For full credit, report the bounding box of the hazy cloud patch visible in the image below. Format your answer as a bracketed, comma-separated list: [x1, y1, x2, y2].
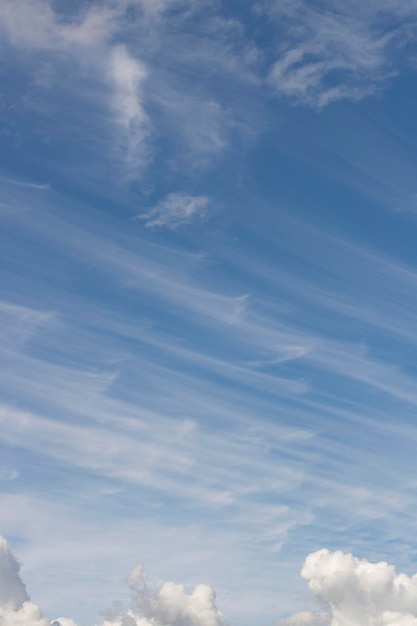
[109, 44, 150, 171]
[139, 193, 210, 229]
[0, 0, 149, 171]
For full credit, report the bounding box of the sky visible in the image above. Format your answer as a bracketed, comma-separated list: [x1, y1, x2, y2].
[2, 0, 417, 625]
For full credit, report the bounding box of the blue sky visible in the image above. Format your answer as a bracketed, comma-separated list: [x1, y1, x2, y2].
[2, 1, 417, 625]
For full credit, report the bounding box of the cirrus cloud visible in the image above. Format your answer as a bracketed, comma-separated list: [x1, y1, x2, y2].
[139, 193, 210, 229]
[264, 0, 417, 107]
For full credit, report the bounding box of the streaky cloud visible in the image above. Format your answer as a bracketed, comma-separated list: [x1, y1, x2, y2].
[0, 177, 50, 190]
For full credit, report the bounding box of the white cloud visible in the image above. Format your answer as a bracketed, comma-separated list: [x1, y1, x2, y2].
[127, 565, 148, 591]
[0, 536, 50, 625]
[0, 536, 29, 610]
[264, 0, 417, 106]
[0, 536, 226, 626]
[278, 612, 330, 626]
[0, 0, 116, 53]
[109, 44, 150, 169]
[0, 602, 51, 626]
[0, 0, 149, 170]
[0, 0, 262, 172]
[0, 177, 50, 190]
[9, 534, 417, 626]
[139, 193, 210, 229]
[280, 548, 417, 626]
[128, 564, 226, 626]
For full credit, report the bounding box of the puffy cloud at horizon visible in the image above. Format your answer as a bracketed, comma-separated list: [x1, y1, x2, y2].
[0, 536, 29, 610]
[0, 536, 226, 626]
[280, 549, 417, 626]
[0, 536, 50, 626]
[6, 534, 417, 626]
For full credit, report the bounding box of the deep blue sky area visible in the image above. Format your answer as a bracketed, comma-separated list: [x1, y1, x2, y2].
[2, 2, 417, 626]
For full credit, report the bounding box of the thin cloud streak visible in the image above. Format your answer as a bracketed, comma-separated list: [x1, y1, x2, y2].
[0, 177, 50, 190]
[6, 198, 417, 408]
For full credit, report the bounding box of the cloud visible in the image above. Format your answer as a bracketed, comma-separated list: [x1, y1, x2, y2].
[264, 0, 417, 106]
[0, 536, 50, 625]
[0, 536, 226, 626]
[139, 193, 210, 229]
[9, 534, 417, 626]
[278, 612, 330, 626]
[0, 536, 29, 610]
[0, 177, 50, 190]
[0, 0, 263, 175]
[126, 564, 227, 626]
[280, 548, 417, 626]
[0, 0, 116, 54]
[0, 0, 149, 170]
[127, 565, 148, 591]
[109, 44, 150, 170]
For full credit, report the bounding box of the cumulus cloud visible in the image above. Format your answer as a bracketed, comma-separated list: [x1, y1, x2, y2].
[128, 574, 226, 626]
[0, 536, 226, 626]
[8, 533, 417, 626]
[280, 548, 417, 626]
[0, 536, 29, 609]
[139, 193, 210, 229]
[0, 536, 50, 626]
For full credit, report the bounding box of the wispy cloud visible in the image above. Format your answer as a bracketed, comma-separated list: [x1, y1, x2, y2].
[109, 44, 150, 171]
[0, 0, 117, 50]
[3, 2, 417, 624]
[139, 193, 210, 229]
[0, 0, 261, 177]
[0, 0, 149, 171]
[0, 177, 50, 190]
[263, 0, 417, 106]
